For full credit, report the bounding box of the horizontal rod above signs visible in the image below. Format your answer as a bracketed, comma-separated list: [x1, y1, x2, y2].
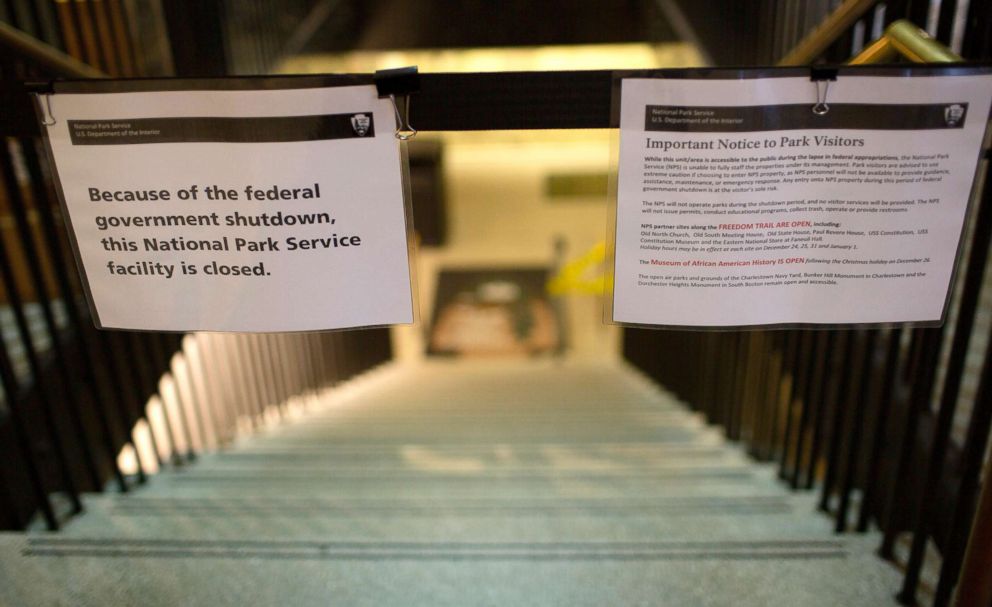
[412, 71, 615, 130]
[42, 71, 618, 132]
[21, 65, 988, 136]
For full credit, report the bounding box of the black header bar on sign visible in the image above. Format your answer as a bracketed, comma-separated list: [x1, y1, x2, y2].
[67, 113, 375, 145]
[644, 103, 969, 132]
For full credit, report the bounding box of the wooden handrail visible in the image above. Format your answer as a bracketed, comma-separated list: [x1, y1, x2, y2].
[0, 20, 104, 79]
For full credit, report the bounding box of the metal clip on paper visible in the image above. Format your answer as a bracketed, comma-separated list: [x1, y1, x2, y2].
[39, 94, 56, 126]
[26, 81, 57, 126]
[374, 66, 420, 141]
[810, 67, 838, 116]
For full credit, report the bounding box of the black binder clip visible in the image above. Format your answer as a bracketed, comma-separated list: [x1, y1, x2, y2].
[374, 66, 420, 141]
[810, 67, 838, 116]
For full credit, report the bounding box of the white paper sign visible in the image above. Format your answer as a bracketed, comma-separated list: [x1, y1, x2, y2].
[612, 73, 992, 327]
[43, 85, 414, 332]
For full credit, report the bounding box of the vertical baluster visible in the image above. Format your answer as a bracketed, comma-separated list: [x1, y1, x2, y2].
[295, 334, 313, 401]
[1, 140, 106, 490]
[201, 334, 234, 442]
[0, 336, 57, 529]
[835, 330, 879, 532]
[934, 0, 960, 44]
[857, 328, 904, 530]
[301, 333, 320, 399]
[933, 331, 992, 606]
[907, 0, 933, 31]
[279, 333, 295, 405]
[131, 334, 168, 463]
[213, 334, 248, 432]
[22, 137, 132, 490]
[12, 0, 42, 38]
[104, 0, 135, 76]
[818, 330, 858, 512]
[93, 329, 147, 482]
[179, 335, 216, 450]
[137, 332, 181, 465]
[311, 333, 329, 389]
[769, 333, 791, 461]
[113, 331, 165, 468]
[884, 0, 912, 26]
[156, 333, 196, 461]
[880, 327, 943, 558]
[770, 331, 796, 459]
[32, 0, 65, 48]
[898, 159, 992, 605]
[789, 330, 820, 487]
[0, 464, 19, 528]
[779, 330, 807, 477]
[802, 331, 835, 488]
[53, 0, 85, 61]
[952, 460, 992, 607]
[88, 0, 119, 75]
[225, 334, 256, 427]
[960, 0, 992, 60]
[700, 333, 720, 423]
[69, 0, 104, 69]
[727, 332, 749, 440]
[0, 217, 82, 514]
[196, 334, 233, 445]
[242, 335, 271, 420]
[262, 334, 286, 413]
[237, 334, 266, 422]
[751, 332, 776, 460]
[320, 332, 337, 388]
[751, 332, 778, 460]
[254, 334, 281, 416]
[306, 334, 323, 392]
[284, 334, 302, 398]
[231, 334, 258, 425]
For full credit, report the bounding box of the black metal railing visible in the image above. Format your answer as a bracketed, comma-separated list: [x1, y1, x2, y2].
[0, 4, 394, 533]
[4, 2, 992, 605]
[626, 2, 992, 606]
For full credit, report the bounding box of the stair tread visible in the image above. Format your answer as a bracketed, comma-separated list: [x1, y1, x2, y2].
[0, 360, 901, 606]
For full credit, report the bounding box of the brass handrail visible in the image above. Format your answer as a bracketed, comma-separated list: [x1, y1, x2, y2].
[849, 19, 963, 64]
[778, 0, 965, 67]
[0, 20, 104, 79]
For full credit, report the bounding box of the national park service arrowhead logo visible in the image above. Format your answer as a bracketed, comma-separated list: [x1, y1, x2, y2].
[944, 104, 965, 127]
[350, 113, 371, 137]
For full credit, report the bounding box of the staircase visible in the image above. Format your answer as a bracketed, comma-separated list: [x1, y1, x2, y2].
[0, 359, 901, 606]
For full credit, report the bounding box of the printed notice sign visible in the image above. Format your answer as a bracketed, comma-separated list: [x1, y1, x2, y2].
[612, 71, 992, 327]
[42, 84, 414, 332]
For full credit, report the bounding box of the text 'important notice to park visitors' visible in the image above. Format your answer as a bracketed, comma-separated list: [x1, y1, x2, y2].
[612, 71, 992, 327]
[42, 85, 414, 332]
